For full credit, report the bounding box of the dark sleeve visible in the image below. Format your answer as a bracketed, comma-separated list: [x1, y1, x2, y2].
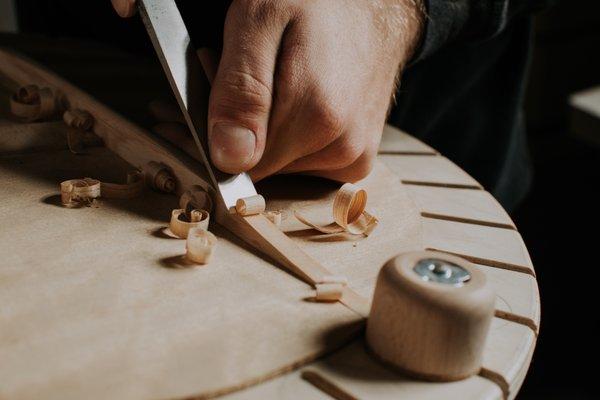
[413, 0, 553, 62]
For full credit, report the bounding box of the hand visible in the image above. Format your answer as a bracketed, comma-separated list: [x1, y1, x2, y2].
[113, 0, 424, 182]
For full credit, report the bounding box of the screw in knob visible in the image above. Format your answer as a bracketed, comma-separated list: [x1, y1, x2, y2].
[413, 258, 471, 286]
[366, 251, 496, 381]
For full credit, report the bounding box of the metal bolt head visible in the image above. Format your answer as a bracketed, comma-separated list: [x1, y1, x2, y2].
[413, 258, 471, 286]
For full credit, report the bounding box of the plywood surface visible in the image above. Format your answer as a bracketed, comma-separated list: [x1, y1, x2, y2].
[380, 154, 482, 189]
[0, 147, 424, 400]
[406, 184, 515, 229]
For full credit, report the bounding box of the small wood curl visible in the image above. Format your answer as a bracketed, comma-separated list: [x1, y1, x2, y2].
[10, 85, 61, 121]
[186, 227, 217, 264]
[295, 183, 378, 236]
[314, 275, 348, 302]
[264, 210, 282, 226]
[60, 178, 101, 208]
[144, 161, 176, 193]
[63, 109, 95, 154]
[169, 209, 210, 239]
[63, 109, 94, 131]
[235, 195, 266, 216]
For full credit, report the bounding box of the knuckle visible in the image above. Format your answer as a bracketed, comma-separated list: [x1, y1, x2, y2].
[213, 69, 272, 118]
[233, 0, 283, 26]
[311, 102, 346, 141]
[335, 138, 365, 168]
[341, 152, 375, 182]
[349, 155, 375, 181]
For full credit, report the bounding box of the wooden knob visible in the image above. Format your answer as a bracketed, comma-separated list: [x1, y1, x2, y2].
[366, 251, 495, 381]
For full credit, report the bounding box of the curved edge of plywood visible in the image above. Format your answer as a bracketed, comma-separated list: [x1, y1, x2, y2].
[378, 126, 539, 399]
[220, 127, 539, 400]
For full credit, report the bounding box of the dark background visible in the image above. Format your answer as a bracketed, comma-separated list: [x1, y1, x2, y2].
[515, 0, 600, 398]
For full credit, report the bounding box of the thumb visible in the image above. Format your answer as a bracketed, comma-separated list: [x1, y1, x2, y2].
[208, 2, 287, 174]
[111, 0, 137, 18]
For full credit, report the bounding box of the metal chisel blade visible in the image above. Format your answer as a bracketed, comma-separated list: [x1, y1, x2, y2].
[138, 0, 257, 209]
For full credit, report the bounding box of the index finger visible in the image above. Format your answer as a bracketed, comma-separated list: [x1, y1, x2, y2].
[111, 0, 137, 18]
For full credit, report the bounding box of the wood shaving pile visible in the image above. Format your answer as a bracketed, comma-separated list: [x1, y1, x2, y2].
[10, 85, 99, 154]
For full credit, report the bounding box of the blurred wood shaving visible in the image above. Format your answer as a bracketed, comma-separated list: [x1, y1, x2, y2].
[264, 210, 282, 226]
[235, 195, 266, 216]
[60, 171, 143, 208]
[186, 227, 217, 264]
[60, 178, 101, 208]
[145, 161, 176, 193]
[180, 187, 213, 215]
[295, 183, 378, 236]
[10, 85, 63, 122]
[63, 109, 95, 154]
[314, 275, 348, 302]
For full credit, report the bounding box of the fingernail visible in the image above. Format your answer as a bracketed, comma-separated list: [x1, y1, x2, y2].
[210, 123, 256, 172]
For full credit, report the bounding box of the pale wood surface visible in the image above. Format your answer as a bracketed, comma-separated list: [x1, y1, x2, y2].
[476, 264, 540, 332]
[222, 342, 503, 400]
[422, 218, 535, 276]
[0, 148, 363, 400]
[481, 319, 537, 398]
[0, 44, 539, 400]
[379, 124, 437, 154]
[405, 184, 515, 229]
[380, 154, 482, 189]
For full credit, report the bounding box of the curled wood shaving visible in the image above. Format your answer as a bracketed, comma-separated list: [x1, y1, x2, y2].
[63, 109, 95, 154]
[60, 178, 101, 208]
[101, 171, 144, 199]
[314, 275, 348, 302]
[186, 227, 217, 264]
[235, 195, 266, 216]
[169, 208, 210, 239]
[9, 85, 63, 122]
[264, 210, 282, 226]
[63, 109, 94, 130]
[60, 171, 144, 207]
[9, 85, 102, 154]
[295, 183, 378, 236]
[145, 161, 176, 193]
[180, 187, 213, 215]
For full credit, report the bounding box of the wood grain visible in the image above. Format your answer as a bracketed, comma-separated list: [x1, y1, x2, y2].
[380, 154, 483, 189]
[406, 185, 515, 229]
[422, 218, 535, 276]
